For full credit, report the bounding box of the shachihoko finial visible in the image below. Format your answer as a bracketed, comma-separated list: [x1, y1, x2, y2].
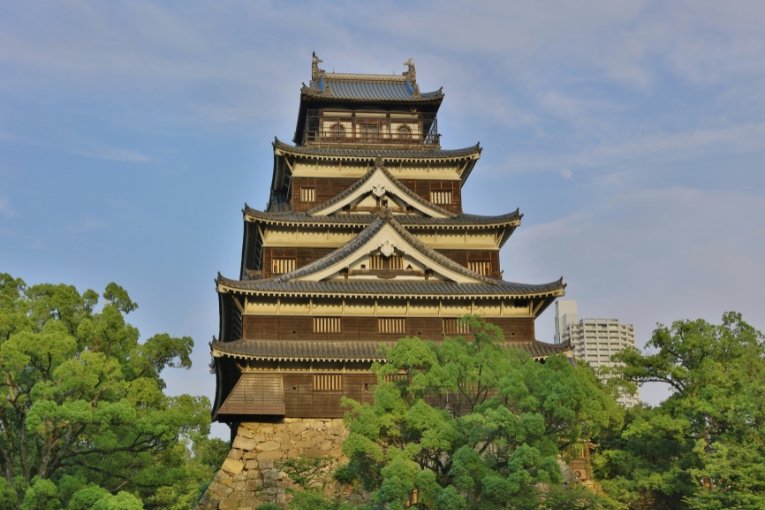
[311, 51, 324, 80]
[403, 58, 416, 83]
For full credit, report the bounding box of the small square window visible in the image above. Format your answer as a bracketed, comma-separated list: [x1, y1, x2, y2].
[430, 190, 452, 205]
[300, 187, 316, 203]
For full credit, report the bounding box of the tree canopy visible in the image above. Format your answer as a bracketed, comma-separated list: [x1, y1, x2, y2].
[337, 316, 623, 510]
[0, 273, 227, 509]
[596, 312, 765, 509]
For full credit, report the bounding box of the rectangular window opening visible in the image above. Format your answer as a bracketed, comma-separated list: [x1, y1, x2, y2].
[271, 257, 296, 275]
[313, 317, 342, 333]
[300, 187, 316, 203]
[430, 190, 452, 205]
[378, 317, 406, 334]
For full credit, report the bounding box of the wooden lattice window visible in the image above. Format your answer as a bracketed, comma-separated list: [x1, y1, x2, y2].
[443, 318, 471, 335]
[369, 255, 384, 270]
[468, 260, 491, 276]
[300, 187, 316, 203]
[313, 317, 342, 333]
[430, 190, 452, 205]
[330, 122, 345, 139]
[378, 318, 406, 334]
[313, 374, 343, 392]
[398, 125, 412, 141]
[370, 254, 403, 270]
[271, 257, 296, 275]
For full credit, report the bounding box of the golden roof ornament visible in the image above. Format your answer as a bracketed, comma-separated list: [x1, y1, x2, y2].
[311, 51, 325, 80]
[403, 58, 419, 96]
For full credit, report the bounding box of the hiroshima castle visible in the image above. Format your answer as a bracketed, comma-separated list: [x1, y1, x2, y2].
[209, 54, 568, 430]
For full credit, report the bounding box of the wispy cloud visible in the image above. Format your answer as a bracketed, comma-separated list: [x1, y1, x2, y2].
[71, 144, 152, 163]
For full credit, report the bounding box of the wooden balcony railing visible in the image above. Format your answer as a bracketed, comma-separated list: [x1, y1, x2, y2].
[304, 129, 440, 147]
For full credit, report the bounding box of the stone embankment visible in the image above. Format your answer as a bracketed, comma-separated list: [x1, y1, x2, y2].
[196, 418, 348, 510]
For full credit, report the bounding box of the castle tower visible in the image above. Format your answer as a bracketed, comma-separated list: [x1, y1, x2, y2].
[210, 54, 568, 431]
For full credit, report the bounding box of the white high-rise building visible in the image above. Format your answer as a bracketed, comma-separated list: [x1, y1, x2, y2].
[555, 300, 639, 406]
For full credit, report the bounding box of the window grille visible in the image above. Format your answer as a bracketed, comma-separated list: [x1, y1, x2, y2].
[468, 260, 491, 276]
[300, 187, 316, 202]
[313, 317, 342, 333]
[443, 318, 471, 335]
[271, 257, 296, 275]
[378, 318, 406, 334]
[330, 122, 345, 139]
[430, 190, 452, 205]
[313, 374, 343, 391]
[398, 125, 412, 141]
[369, 255, 384, 270]
[370, 254, 403, 270]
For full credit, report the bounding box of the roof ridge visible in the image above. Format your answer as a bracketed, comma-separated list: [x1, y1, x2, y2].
[243, 206, 521, 226]
[320, 72, 408, 82]
[273, 138, 481, 158]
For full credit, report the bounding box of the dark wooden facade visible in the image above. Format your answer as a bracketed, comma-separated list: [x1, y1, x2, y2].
[291, 176, 463, 214]
[211, 55, 568, 427]
[242, 316, 534, 343]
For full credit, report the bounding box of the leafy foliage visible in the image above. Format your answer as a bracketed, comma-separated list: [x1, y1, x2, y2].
[340, 316, 622, 509]
[596, 312, 765, 509]
[0, 273, 227, 509]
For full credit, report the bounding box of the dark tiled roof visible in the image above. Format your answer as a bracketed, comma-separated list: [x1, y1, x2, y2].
[522, 340, 572, 359]
[306, 164, 453, 217]
[212, 338, 569, 362]
[244, 206, 522, 229]
[217, 274, 564, 299]
[303, 74, 443, 103]
[213, 339, 392, 362]
[274, 139, 480, 161]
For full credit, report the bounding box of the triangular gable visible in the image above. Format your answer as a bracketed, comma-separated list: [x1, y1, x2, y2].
[276, 216, 492, 285]
[308, 164, 453, 218]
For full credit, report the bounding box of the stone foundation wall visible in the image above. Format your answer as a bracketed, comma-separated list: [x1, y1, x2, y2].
[196, 419, 348, 510]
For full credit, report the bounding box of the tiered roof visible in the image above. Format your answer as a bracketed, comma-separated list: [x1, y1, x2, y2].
[212, 338, 569, 363]
[301, 55, 443, 104]
[273, 138, 480, 161]
[221, 214, 564, 302]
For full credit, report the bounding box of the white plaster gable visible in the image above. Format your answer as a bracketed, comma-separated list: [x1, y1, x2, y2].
[309, 166, 451, 218]
[292, 221, 485, 284]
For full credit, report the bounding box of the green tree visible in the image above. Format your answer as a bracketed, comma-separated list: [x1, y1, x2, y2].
[340, 316, 623, 510]
[0, 273, 227, 509]
[596, 312, 765, 509]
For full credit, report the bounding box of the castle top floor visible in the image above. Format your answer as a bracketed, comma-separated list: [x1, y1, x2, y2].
[294, 54, 444, 148]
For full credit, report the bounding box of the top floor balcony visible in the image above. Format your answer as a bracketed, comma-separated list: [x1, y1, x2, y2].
[301, 109, 440, 148]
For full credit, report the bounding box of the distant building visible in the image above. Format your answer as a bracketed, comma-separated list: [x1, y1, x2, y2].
[555, 300, 639, 406]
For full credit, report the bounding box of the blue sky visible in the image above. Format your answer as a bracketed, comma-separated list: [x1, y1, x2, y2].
[2, 1, 764, 433]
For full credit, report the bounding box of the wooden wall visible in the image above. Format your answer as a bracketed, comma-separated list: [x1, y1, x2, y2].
[435, 249, 501, 278]
[290, 176, 463, 213]
[261, 247, 500, 278]
[243, 315, 534, 342]
[282, 373, 375, 417]
[261, 247, 334, 277]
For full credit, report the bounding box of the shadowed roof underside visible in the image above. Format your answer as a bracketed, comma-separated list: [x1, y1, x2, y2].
[212, 338, 571, 362]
